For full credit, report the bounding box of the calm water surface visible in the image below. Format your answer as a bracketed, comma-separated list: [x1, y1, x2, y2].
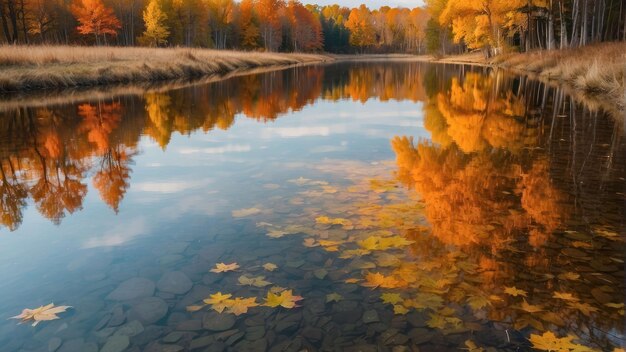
[0, 62, 624, 352]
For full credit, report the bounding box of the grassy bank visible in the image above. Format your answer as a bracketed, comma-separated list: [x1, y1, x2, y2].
[430, 43, 625, 111]
[0, 46, 333, 92]
[493, 42, 625, 110]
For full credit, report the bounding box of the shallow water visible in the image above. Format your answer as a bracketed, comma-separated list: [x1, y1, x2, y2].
[0, 62, 624, 352]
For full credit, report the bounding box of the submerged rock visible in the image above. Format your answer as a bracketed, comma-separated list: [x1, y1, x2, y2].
[106, 278, 155, 301]
[202, 312, 236, 331]
[101, 335, 130, 352]
[157, 271, 192, 295]
[128, 297, 168, 324]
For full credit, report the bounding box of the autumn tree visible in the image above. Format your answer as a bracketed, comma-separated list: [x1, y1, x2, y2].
[139, 0, 169, 46]
[206, 0, 234, 49]
[345, 4, 375, 52]
[238, 0, 259, 49]
[71, 0, 121, 45]
[255, 0, 284, 51]
[285, 0, 322, 52]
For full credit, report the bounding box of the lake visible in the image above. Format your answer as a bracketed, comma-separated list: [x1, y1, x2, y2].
[0, 62, 624, 352]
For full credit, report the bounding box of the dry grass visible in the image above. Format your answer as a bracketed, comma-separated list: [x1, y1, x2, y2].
[492, 42, 626, 110]
[0, 45, 333, 92]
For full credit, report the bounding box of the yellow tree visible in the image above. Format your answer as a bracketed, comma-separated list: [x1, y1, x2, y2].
[439, 0, 523, 55]
[345, 4, 375, 52]
[140, 0, 170, 46]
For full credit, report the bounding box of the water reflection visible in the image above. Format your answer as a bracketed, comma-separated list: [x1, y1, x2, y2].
[0, 62, 623, 351]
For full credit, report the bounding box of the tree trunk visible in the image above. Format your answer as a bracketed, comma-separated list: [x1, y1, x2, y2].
[0, 2, 12, 43]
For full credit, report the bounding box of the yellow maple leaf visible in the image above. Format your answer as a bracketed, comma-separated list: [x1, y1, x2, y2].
[225, 297, 259, 316]
[264, 290, 304, 309]
[393, 305, 409, 315]
[10, 304, 72, 327]
[238, 275, 272, 287]
[567, 302, 598, 316]
[362, 272, 401, 289]
[210, 262, 239, 273]
[326, 293, 343, 303]
[504, 286, 528, 297]
[552, 292, 579, 301]
[519, 300, 543, 313]
[466, 295, 491, 310]
[203, 292, 233, 313]
[426, 313, 447, 329]
[358, 236, 381, 251]
[339, 249, 371, 259]
[381, 293, 403, 305]
[464, 340, 485, 352]
[529, 332, 596, 352]
[263, 263, 278, 271]
[303, 238, 319, 247]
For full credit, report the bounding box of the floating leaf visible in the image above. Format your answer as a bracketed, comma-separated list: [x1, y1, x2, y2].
[467, 295, 491, 310]
[226, 297, 259, 316]
[393, 305, 409, 315]
[264, 290, 303, 309]
[519, 300, 543, 313]
[380, 293, 403, 305]
[362, 272, 401, 289]
[529, 332, 596, 352]
[266, 230, 289, 238]
[344, 278, 361, 284]
[464, 340, 486, 352]
[263, 263, 278, 271]
[504, 286, 527, 297]
[605, 302, 625, 309]
[552, 292, 579, 302]
[10, 304, 72, 326]
[567, 302, 598, 316]
[238, 275, 272, 287]
[269, 286, 286, 293]
[339, 249, 371, 258]
[303, 238, 319, 247]
[210, 262, 240, 273]
[326, 293, 343, 303]
[203, 292, 233, 313]
[232, 208, 261, 218]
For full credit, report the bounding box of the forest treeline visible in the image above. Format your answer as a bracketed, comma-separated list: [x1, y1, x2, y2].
[0, 0, 623, 54]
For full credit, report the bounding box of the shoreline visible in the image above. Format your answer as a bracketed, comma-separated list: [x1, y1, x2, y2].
[0, 44, 623, 115]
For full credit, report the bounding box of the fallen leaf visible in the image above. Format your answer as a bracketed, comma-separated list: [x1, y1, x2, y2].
[362, 272, 401, 289]
[303, 238, 320, 247]
[467, 295, 491, 310]
[393, 305, 409, 315]
[232, 208, 261, 218]
[552, 292, 579, 302]
[381, 293, 403, 305]
[519, 300, 543, 313]
[326, 293, 343, 303]
[264, 290, 304, 309]
[263, 263, 278, 271]
[226, 297, 259, 316]
[210, 263, 240, 273]
[464, 340, 486, 352]
[504, 286, 528, 297]
[10, 304, 72, 326]
[567, 302, 598, 316]
[529, 332, 595, 352]
[203, 292, 233, 313]
[238, 275, 272, 287]
[266, 230, 289, 239]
